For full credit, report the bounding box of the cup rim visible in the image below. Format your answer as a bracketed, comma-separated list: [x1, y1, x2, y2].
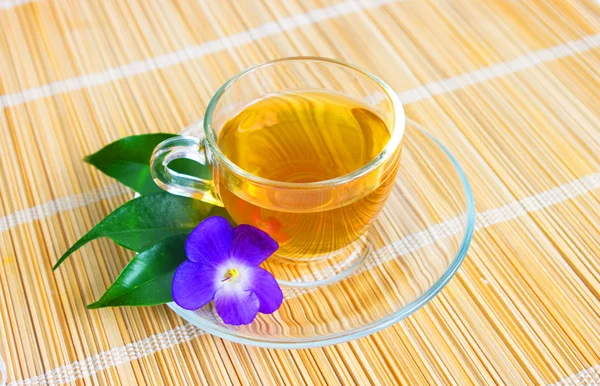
[203, 56, 405, 188]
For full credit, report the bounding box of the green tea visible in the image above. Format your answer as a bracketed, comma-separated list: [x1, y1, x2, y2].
[217, 90, 399, 258]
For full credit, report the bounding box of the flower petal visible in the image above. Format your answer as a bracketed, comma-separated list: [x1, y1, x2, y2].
[230, 224, 278, 266]
[242, 266, 283, 314]
[172, 261, 222, 310]
[214, 287, 259, 325]
[185, 216, 234, 266]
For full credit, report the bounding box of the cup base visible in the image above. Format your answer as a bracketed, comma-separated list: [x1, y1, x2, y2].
[262, 234, 373, 288]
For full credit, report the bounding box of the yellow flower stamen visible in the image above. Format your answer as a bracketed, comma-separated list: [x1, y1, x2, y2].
[222, 268, 239, 282]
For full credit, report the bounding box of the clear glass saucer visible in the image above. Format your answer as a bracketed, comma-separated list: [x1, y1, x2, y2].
[169, 120, 475, 348]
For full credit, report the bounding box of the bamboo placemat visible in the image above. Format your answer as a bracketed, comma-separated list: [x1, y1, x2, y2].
[1, 0, 599, 385]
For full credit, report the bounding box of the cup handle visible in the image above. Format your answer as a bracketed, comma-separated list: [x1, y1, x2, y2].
[150, 136, 223, 206]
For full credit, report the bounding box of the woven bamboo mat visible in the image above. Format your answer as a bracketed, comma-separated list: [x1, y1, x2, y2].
[1, 0, 599, 384]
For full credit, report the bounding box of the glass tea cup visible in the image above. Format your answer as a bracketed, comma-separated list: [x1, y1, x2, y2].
[150, 57, 405, 286]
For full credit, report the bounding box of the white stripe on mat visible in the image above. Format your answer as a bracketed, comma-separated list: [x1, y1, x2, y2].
[0, 0, 402, 109]
[0, 183, 126, 232]
[1, 0, 599, 110]
[398, 33, 600, 104]
[0, 0, 36, 10]
[0, 353, 6, 386]
[1, 31, 599, 234]
[550, 366, 600, 385]
[6, 173, 600, 386]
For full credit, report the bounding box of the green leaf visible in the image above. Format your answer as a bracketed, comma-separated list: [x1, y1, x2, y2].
[54, 192, 228, 270]
[170, 158, 211, 181]
[87, 234, 187, 308]
[84, 133, 211, 195]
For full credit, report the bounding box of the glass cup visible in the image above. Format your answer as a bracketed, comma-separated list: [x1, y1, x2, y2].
[150, 57, 405, 287]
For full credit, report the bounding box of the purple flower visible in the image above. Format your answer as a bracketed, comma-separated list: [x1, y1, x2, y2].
[172, 216, 283, 325]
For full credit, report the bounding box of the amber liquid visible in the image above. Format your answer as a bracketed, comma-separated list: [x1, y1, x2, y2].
[217, 90, 400, 259]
